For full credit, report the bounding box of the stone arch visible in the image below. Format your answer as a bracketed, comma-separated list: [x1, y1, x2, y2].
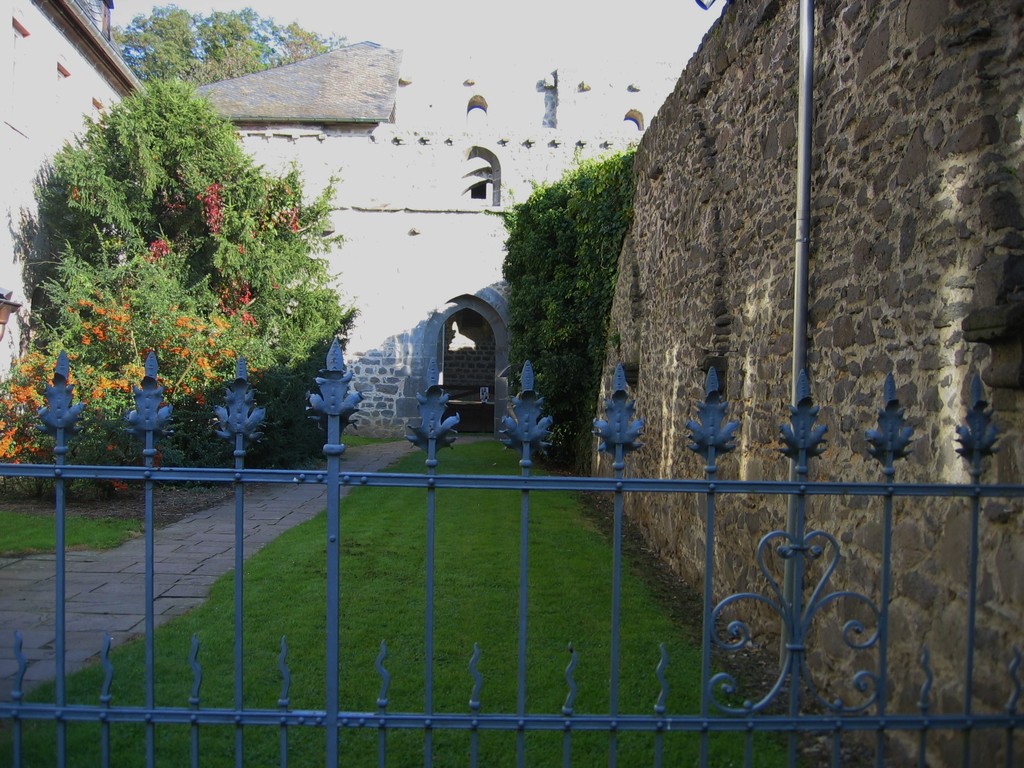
[416, 290, 509, 435]
[463, 146, 501, 206]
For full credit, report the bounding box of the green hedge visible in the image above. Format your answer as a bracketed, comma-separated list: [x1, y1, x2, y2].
[502, 151, 635, 471]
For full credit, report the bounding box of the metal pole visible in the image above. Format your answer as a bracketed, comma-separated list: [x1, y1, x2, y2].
[792, 0, 813, 389]
[783, 0, 815, 666]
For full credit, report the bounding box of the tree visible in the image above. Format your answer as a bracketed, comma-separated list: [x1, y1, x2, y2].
[115, 6, 344, 85]
[19, 80, 355, 468]
[502, 151, 635, 471]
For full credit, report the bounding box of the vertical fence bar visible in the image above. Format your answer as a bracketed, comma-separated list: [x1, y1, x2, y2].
[500, 362, 552, 768]
[699, 477, 713, 768]
[214, 358, 265, 768]
[778, 371, 827, 765]
[233, 455, 244, 766]
[954, 376, 998, 768]
[865, 373, 913, 768]
[686, 367, 738, 768]
[517, 445, 530, 767]
[126, 353, 171, 768]
[609, 442, 624, 767]
[54, 441, 67, 768]
[144, 428, 156, 766]
[307, 341, 361, 768]
[189, 636, 202, 768]
[376, 640, 390, 768]
[11, 632, 25, 767]
[593, 364, 644, 768]
[38, 352, 82, 768]
[278, 636, 291, 768]
[424, 435, 437, 767]
[324, 401, 341, 765]
[406, 359, 459, 768]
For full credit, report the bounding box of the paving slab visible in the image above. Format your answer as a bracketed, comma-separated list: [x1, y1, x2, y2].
[0, 440, 415, 702]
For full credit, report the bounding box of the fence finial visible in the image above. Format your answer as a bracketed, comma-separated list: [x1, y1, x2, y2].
[38, 350, 85, 438]
[126, 351, 173, 439]
[779, 369, 827, 465]
[500, 360, 552, 454]
[214, 355, 265, 443]
[594, 363, 644, 455]
[686, 366, 738, 464]
[407, 358, 459, 452]
[307, 339, 362, 437]
[955, 374, 998, 465]
[866, 372, 913, 467]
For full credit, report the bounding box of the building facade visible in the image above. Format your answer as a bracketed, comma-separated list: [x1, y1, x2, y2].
[201, 40, 685, 435]
[1, 0, 138, 373]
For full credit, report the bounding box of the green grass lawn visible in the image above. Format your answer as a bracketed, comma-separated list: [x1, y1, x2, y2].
[6, 440, 785, 767]
[0, 511, 143, 556]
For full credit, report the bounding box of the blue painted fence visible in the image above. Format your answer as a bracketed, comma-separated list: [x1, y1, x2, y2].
[1, 341, 1022, 767]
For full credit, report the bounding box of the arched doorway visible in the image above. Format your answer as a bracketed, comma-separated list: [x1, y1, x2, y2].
[412, 290, 508, 436]
[439, 308, 496, 433]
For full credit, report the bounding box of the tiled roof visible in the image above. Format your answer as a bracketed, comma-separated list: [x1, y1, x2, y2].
[197, 42, 402, 124]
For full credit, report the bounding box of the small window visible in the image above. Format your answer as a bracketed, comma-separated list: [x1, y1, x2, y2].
[57, 62, 70, 79]
[463, 146, 501, 206]
[12, 17, 29, 37]
[624, 109, 644, 131]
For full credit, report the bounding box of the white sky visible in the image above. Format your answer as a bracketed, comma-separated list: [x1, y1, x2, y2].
[110, 1, 725, 74]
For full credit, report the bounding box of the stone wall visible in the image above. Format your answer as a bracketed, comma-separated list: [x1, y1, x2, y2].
[602, 1, 1023, 764]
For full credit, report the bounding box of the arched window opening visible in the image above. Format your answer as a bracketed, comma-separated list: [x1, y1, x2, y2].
[467, 95, 488, 114]
[463, 146, 501, 206]
[467, 95, 488, 127]
[624, 109, 644, 131]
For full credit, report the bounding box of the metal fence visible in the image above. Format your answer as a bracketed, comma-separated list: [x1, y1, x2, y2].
[1, 342, 1022, 767]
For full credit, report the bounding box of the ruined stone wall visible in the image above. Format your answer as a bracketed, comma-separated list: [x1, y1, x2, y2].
[602, 1, 1023, 764]
[445, 348, 496, 392]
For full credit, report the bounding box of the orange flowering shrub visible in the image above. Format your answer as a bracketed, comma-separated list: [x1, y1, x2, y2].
[0, 253, 265, 468]
[0, 352, 51, 463]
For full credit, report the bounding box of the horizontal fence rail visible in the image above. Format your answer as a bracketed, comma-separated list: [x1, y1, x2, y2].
[0, 345, 1022, 768]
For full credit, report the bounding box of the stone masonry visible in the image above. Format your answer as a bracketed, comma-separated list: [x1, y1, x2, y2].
[602, 1, 1023, 765]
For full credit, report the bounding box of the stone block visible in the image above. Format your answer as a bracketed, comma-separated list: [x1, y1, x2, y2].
[980, 190, 1024, 231]
[905, 0, 948, 39]
[857, 20, 891, 84]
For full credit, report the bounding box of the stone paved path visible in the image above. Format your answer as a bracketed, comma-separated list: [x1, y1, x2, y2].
[0, 440, 415, 701]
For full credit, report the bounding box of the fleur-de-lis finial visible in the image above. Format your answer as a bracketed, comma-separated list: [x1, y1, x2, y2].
[500, 360, 552, 454]
[593, 363, 644, 455]
[954, 374, 998, 464]
[407, 358, 459, 451]
[686, 367, 739, 463]
[38, 351, 85, 438]
[126, 352, 173, 439]
[779, 369, 827, 464]
[213, 356, 265, 443]
[307, 339, 362, 436]
[865, 373, 914, 467]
